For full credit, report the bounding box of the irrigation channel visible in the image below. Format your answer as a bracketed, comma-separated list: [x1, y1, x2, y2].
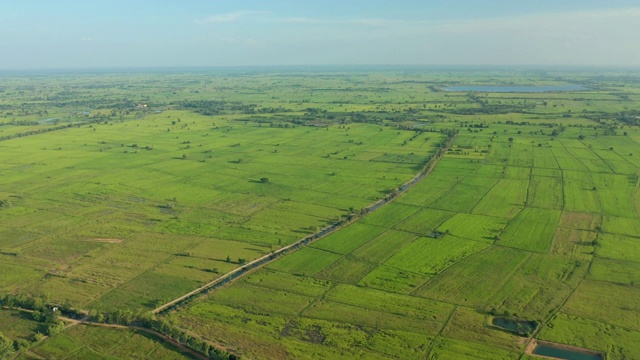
[153, 132, 457, 315]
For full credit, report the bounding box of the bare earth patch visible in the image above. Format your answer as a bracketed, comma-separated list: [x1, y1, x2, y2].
[87, 238, 124, 243]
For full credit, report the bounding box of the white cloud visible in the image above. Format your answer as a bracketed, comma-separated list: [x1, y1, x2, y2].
[195, 10, 270, 24]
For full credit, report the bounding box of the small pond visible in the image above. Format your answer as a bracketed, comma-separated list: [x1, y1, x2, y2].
[443, 85, 588, 92]
[532, 342, 602, 360]
[492, 317, 536, 335]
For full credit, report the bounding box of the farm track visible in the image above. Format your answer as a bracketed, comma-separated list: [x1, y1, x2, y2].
[152, 134, 457, 315]
[56, 315, 212, 360]
[2, 306, 216, 360]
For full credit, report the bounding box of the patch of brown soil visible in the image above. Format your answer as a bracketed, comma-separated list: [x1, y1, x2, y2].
[87, 238, 124, 243]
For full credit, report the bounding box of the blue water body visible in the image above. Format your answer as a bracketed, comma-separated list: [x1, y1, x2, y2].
[443, 85, 587, 92]
[533, 344, 602, 360]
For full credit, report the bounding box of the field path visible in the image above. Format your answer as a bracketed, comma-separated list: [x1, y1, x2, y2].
[56, 315, 211, 360]
[152, 133, 457, 315]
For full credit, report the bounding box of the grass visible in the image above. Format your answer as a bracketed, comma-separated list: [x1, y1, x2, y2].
[309, 222, 387, 255]
[267, 247, 342, 276]
[442, 306, 524, 354]
[436, 213, 508, 243]
[472, 179, 528, 218]
[384, 236, 489, 275]
[562, 280, 640, 332]
[537, 313, 640, 360]
[393, 208, 456, 236]
[596, 232, 640, 263]
[414, 247, 530, 307]
[3, 68, 640, 359]
[498, 208, 562, 253]
[350, 229, 418, 264]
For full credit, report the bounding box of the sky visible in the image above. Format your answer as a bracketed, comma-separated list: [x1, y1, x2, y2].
[0, 0, 639, 69]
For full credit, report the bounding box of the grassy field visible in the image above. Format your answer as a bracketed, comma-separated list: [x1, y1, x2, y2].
[1, 68, 640, 359]
[28, 324, 191, 360]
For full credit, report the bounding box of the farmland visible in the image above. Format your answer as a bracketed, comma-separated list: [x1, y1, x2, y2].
[1, 67, 640, 359]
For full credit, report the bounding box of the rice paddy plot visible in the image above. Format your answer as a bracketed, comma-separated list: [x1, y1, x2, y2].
[384, 236, 489, 275]
[537, 313, 640, 360]
[503, 166, 531, 180]
[392, 208, 456, 236]
[592, 149, 638, 174]
[350, 229, 418, 264]
[430, 177, 498, 213]
[498, 207, 562, 253]
[532, 167, 562, 177]
[436, 213, 509, 243]
[533, 146, 560, 169]
[267, 247, 342, 277]
[324, 284, 454, 321]
[428, 337, 520, 360]
[472, 178, 528, 218]
[207, 282, 316, 316]
[552, 148, 589, 171]
[360, 202, 421, 228]
[507, 143, 534, 168]
[562, 175, 601, 213]
[486, 254, 586, 319]
[395, 176, 457, 207]
[558, 211, 601, 231]
[601, 215, 640, 236]
[596, 232, 640, 263]
[244, 269, 333, 297]
[527, 176, 564, 209]
[310, 222, 387, 255]
[0, 309, 45, 342]
[441, 306, 524, 354]
[591, 173, 637, 218]
[358, 265, 433, 294]
[588, 257, 640, 285]
[562, 280, 640, 332]
[315, 257, 377, 284]
[302, 300, 443, 335]
[414, 247, 530, 307]
[550, 228, 597, 259]
[564, 147, 613, 173]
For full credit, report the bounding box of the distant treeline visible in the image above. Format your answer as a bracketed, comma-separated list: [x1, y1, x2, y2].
[176, 100, 258, 116]
[0, 293, 237, 360]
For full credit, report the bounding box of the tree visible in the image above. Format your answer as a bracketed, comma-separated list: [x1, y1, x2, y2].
[508, 137, 514, 142]
[260, 177, 269, 183]
[182, 154, 188, 160]
[0, 332, 14, 360]
[46, 321, 65, 336]
[14, 339, 29, 352]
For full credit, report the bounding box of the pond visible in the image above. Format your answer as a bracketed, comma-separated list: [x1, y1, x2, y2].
[532, 342, 602, 360]
[492, 317, 537, 335]
[442, 85, 588, 92]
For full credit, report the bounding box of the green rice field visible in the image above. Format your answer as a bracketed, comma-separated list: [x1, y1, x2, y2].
[1, 68, 640, 359]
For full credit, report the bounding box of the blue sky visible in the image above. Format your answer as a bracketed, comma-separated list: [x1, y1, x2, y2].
[1, 0, 639, 69]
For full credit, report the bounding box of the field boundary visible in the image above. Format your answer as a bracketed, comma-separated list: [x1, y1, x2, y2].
[152, 132, 457, 315]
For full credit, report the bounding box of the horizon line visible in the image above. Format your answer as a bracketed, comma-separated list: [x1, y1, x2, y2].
[2, 63, 640, 75]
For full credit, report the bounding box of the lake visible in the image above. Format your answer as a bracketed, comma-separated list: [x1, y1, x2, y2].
[532, 343, 602, 360]
[443, 85, 588, 92]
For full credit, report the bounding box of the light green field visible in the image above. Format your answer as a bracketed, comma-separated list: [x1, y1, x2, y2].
[2, 69, 640, 360]
[499, 207, 562, 253]
[29, 325, 190, 360]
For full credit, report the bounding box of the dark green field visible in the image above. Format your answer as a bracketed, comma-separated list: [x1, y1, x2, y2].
[1, 67, 639, 359]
